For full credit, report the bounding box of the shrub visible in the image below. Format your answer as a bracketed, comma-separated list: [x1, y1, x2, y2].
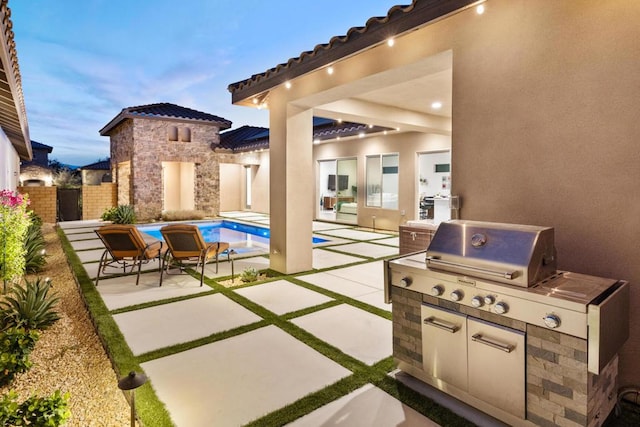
[23, 219, 47, 273]
[101, 205, 136, 224]
[0, 327, 39, 386]
[161, 210, 206, 221]
[240, 267, 259, 283]
[0, 278, 60, 332]
[0, 190, 31, 286]
[0, 390, 70, 426]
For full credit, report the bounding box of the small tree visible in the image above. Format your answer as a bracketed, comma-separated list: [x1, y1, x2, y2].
[0, 190, 31, 292]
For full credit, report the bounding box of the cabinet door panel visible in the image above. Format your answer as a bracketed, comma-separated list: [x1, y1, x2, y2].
[421, 304, 468, 391]
[467, 317, 525, 418]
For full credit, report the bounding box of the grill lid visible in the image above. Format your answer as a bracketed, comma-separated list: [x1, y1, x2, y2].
[426, 220, 557, 287]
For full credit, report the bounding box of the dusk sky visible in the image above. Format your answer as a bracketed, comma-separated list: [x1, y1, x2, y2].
[11, 0, 398, 166]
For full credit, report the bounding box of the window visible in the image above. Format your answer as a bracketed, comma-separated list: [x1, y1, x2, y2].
[366, 153, 398, 209]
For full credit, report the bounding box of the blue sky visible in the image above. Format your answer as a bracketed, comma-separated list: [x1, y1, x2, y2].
[11, 0, 398, 166]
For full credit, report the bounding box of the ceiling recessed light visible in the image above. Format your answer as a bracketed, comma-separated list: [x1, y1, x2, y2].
[284, 81, 292, 89]
[252, 98, 258, 104]
[368, 124, 373, 128]
[327, 66, 334, 75]
[358, 132, 365, 138]
[337, 118, 342, 123]
[313, 138, 320, 144]
[476, 4, 485, 15]
[431, 101, 443, 109]
[387, 38, 395, 47]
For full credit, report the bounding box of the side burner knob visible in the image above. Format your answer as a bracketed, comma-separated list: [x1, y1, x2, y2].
[543, 314, 561, 329]
[399, 277, 412, 288]
[450, 290, 463, 302]
[483, 295, 495, 305]
[471, 296, 484, 308]
[494, 302, 509, 314]
[430, 285, 444, 296]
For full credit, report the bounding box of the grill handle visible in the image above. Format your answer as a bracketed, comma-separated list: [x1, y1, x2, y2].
[426, 256, 517, 280]
[471, 333, 514, 353]
[423, 317, 460, 333]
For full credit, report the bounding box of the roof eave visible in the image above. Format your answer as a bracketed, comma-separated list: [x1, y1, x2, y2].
[228, 0, 477, 104]
[1, 1, 31, 160]
[100, 111, 232, 136]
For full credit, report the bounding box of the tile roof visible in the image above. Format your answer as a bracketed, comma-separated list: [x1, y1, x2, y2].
[219, 125, 269, 153]
[80, 159, 110, 170]
[99, 102, 232, 135]
[218, 118, 392, 153]
[227, 0, 475, 104]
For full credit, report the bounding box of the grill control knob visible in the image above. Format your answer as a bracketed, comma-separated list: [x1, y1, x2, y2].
[471, 296, 484, 307]
[450, 290, 463, 302]
[399, 277, 412, 288]
[483, 295, 495, 305]
[430, 285, 444, 296]
[494, 302, 509, 314]
[544, 314, 561, 329]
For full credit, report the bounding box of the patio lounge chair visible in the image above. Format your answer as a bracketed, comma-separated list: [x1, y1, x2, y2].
[159, 224, 230, 286]
[94, 224, 164, 286]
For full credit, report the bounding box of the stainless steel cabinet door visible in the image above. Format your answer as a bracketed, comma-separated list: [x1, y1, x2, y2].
[421, 304, 468, 391]
[467, 317, 525, 418]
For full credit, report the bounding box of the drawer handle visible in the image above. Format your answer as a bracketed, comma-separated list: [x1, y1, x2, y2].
[424, 317, 459, 333]
[471, 333, 514, 353]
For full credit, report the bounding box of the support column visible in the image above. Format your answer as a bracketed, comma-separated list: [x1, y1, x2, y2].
[269, 102, 314, 274]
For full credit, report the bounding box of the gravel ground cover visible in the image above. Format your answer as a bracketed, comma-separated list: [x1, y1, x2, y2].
[0, 224, 131, 426]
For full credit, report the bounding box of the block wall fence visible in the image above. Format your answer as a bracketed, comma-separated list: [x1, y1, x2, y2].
[17, 186, 57, 223]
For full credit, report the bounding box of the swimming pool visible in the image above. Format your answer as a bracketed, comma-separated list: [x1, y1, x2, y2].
[138, 220, 328, 253]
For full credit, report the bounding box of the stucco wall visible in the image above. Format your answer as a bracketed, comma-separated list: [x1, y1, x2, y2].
[1, 131, 20, 190]
[442, 0, 640, 387]
[219, 163, 242, 211]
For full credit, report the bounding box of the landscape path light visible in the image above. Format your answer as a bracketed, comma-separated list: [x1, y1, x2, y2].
[118, 371, 148, 427]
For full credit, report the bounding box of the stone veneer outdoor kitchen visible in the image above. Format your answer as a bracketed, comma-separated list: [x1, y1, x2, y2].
[392, 286, 618, 427]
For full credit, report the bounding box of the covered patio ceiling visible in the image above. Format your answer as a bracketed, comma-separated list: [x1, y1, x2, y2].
[305, 50, 452, 136]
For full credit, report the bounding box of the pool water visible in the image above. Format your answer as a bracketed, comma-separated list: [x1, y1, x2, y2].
[138, 220, 327, 254]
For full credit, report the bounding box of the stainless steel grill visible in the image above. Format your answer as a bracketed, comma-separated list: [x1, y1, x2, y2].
[385, 220, 629, 426]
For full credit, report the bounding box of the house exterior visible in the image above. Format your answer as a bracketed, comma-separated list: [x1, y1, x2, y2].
[228, 0, 640, 391]
[99, 103, 231, 220]
[0, 0, 31, 190]
[19, 140, 53, 186]
[79, 158, 111, 185]
[217, 118, 391, 215]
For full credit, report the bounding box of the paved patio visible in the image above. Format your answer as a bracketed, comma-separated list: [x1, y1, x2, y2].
[58, 213, 499, 426]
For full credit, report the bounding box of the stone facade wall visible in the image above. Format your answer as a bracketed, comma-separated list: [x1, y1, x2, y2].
[110, 120, 134, 206]
[527, 325, 617, 427]
[82, 183, 116, 220]
[391, 287, 423, 369]
[109, 118, 222, 221]
[18, 185, 57, 223]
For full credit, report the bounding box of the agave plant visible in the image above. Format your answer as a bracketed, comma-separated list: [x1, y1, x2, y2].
[23, 220, 47, 273]
[102, 205, 136, 224]
[240, 267, 259, 283]
[0, 278, 60, 331]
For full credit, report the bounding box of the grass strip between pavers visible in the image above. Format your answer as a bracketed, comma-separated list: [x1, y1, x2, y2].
[60, 226, 473, 427]
[58, 228, 174, 427]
